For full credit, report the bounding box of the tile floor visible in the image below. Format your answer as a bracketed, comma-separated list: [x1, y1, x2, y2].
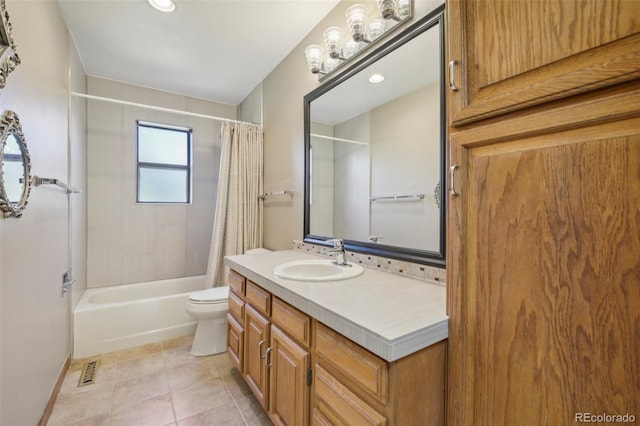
[47, 336, 272, 426]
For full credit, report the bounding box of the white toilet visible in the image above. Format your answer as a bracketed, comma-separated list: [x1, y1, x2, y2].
[186, 248, 270, 356]
[186, 286, 229, 356]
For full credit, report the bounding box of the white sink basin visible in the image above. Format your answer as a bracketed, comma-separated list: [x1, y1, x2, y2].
[273, 259, 364, 282]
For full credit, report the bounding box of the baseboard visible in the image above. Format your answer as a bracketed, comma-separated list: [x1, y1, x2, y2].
[38, 354, 71, 426]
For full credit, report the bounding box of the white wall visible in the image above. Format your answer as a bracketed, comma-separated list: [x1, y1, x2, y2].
[238, 82, 262, 125]
[86, 77, 236, 287]
[0, 2, 84, 424]
[70, 37, 88, 310]
[370, 83, 441, 250]
[334, 112, 371, 240]
[309, 122, 335, 236]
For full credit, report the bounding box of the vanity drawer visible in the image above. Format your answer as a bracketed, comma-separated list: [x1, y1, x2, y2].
[228, 289, 245, 323]
[316, 323, 388, 405]
[271, 297, 311, 348]
[245, 280, 271, 316]
[228, 270, 245, 296]
[313, 364, 386, 426]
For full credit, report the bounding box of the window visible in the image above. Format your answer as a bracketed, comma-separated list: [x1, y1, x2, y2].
[137, 121, 192, 203]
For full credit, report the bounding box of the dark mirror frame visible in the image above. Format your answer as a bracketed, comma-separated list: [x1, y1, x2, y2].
[303, 5, 446, 267]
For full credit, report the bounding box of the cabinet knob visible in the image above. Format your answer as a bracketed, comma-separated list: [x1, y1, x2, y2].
[258, 340, 266, 360]
[449, 60, 460, 92]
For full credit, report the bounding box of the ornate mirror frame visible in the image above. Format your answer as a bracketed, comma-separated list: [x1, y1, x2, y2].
[303, 6, 447, 267]
[0, 0, 20, 89]
[0, 110, 31, 218]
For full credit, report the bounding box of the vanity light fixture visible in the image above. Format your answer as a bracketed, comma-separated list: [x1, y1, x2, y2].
[304, 0, 412, 77]
[369, 73, 385, 83]
[147, 0, 175, 13]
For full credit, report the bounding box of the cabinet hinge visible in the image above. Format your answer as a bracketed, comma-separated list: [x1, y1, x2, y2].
[307, 368, 313, 386]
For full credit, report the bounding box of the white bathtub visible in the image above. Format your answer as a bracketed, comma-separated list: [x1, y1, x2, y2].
[74, 275, 207, 358]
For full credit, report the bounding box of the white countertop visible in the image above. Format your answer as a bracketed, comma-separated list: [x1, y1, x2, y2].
[224, 250, 448, 362]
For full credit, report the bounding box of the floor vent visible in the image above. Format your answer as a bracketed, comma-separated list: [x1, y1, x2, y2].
[78, 360, 100, 387]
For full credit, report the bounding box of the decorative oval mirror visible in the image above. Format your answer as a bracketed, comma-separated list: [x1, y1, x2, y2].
[0, 0, 20, 89]
[0, 110, 31, 218]
[304, 5, 446, 267]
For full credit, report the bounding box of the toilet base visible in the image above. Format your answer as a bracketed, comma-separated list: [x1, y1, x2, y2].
[190, 319, 228, 356]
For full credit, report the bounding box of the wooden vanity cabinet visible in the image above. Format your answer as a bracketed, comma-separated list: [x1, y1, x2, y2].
[226, 270, 446, 425]
[226, 271, 312, 424]
[447, 0, 640, 125]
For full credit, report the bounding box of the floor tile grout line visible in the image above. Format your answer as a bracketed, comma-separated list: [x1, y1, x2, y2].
[162, 344, 181, 425]
[221, 373, 251, 426]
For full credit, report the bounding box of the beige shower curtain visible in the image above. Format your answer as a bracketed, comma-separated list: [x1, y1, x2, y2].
[206, 121, 263, 287]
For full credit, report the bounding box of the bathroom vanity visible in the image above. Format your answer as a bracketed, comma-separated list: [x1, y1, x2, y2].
[224, 250, 447, 425]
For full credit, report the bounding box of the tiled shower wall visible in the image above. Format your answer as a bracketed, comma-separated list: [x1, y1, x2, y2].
[86, 77, 236, 287]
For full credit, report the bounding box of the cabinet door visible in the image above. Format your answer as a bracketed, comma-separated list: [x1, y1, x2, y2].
[448, 114, 640, 424]
[447, 0, 640, 125]
[268, 325, 310, 426]
[227, 313, 244, 373]
[244, 304, 270, 409]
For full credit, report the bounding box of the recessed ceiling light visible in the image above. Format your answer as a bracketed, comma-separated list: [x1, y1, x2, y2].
[148, 0, 175, 12]
[369, 73, 385, 83]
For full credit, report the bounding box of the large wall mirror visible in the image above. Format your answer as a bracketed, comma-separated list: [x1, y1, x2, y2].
[304, 5, 445, 267]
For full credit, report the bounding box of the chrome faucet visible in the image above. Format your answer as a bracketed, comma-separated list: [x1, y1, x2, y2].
[324, 238, 350, 267]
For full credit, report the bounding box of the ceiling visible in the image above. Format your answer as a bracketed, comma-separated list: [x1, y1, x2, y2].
[57, 0, 341, 105]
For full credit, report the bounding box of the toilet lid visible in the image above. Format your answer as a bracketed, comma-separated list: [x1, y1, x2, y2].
[189, 286, 229, 304]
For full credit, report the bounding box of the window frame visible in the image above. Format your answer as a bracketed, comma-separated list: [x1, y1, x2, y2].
[136, 120, 193, 204]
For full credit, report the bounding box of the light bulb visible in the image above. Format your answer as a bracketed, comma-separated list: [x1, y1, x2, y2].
[305, 45, 323, 74]
[397, 0, 410, 19]
[346, 4, 368, 42]
[325, 57, 341, 73]
[368, 19, 386, 41]
[323, 27, 344, 59]
[377, 0, 397, 20]
[344, 40, 359, 59]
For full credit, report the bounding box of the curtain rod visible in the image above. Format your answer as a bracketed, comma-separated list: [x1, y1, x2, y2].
[310, 133, 369, 145]
[71, 92, 259, 126]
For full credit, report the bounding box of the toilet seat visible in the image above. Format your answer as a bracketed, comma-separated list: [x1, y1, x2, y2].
[188, 286, 229, 304]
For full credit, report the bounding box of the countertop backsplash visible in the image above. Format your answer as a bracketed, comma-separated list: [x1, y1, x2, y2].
[293, 240, 446, 285]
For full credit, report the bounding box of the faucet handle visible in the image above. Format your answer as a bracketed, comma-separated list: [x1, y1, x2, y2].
[326, 238, 344, 249]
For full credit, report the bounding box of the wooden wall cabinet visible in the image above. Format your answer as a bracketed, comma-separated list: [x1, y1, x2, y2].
[447, 1, 640, 424]
[447, 0, 640, 125]
[226, 270, 447, 425]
